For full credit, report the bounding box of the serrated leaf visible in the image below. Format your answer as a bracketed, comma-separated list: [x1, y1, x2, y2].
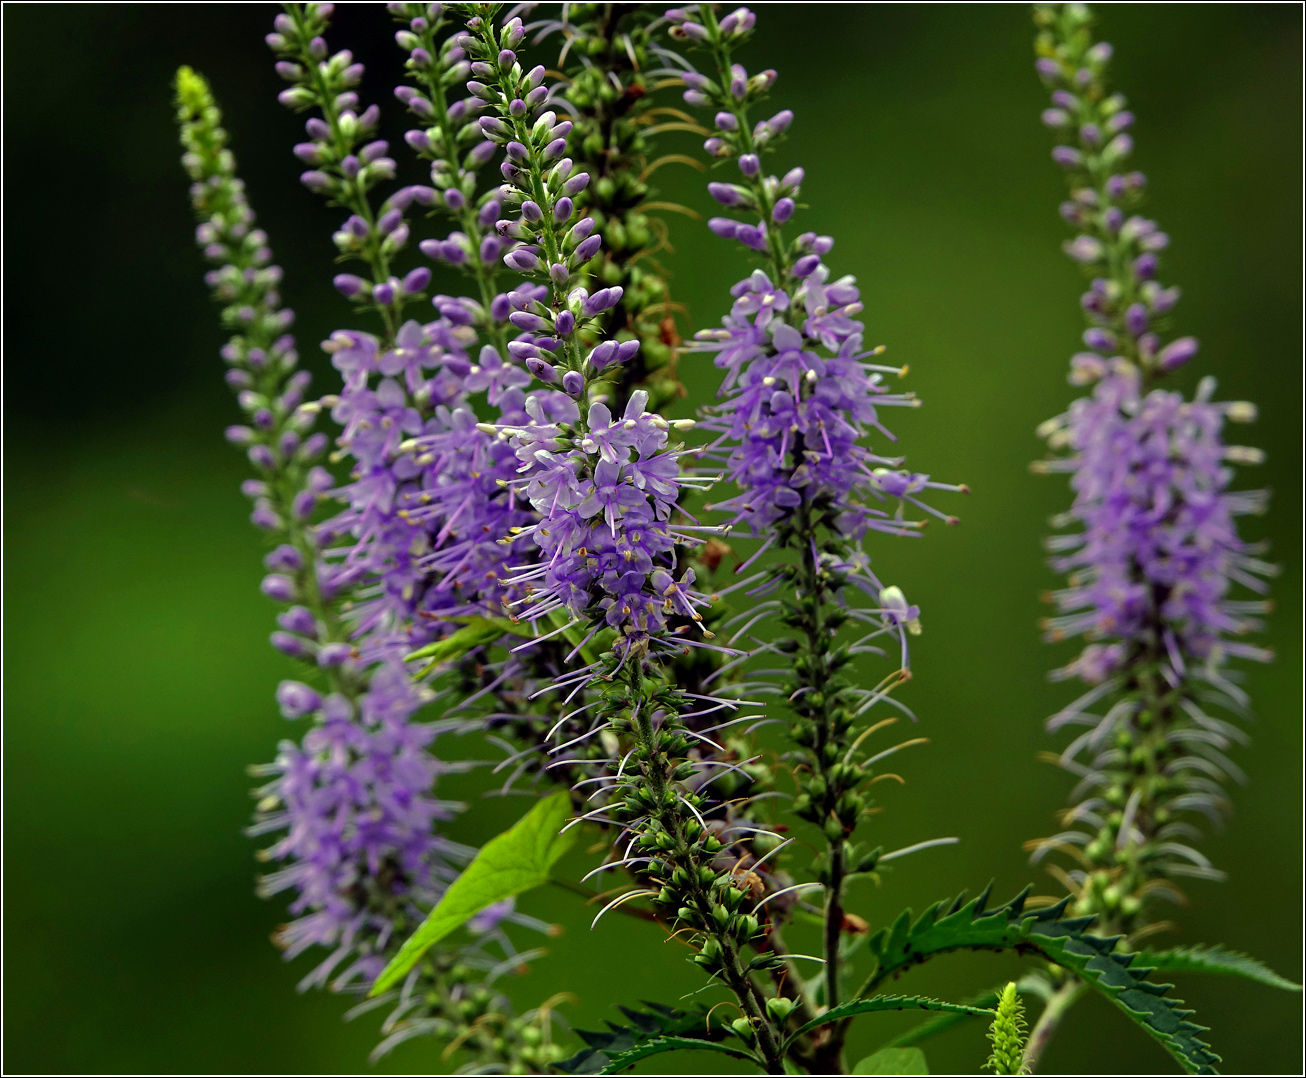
[554, 1001, 732, 1074]
[598, 1036, 761, 1074]
[369, 791, 575, 996]
[859, 886, 1221, 1074]
[853, 1047, 929, 1074]
[1140, 944, 1302, 992]
[877, 977, 1048, 1051]
[878, 989, 1002, 1049]
[784, 995, 992, 1051]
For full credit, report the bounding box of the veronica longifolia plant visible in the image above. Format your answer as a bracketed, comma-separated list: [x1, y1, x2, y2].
[1014, 4, 1296, 1069]
[177, 3, 1295, 1074]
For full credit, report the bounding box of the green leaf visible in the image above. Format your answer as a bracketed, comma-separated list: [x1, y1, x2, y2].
[784, 995, 993, 1050]
[369, 791, 575, 996]
[859, 887, 1221, 1074]
[1139, 944, 1302, 992]
[853, 1047, 929, 1074]
[598, 1037, 761, 1074]
[404, 616, 523, 673]
[554, 1002, 732, 1074]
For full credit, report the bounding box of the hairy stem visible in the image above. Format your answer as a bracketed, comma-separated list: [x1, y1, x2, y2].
[1021, 979, 1086, 1074]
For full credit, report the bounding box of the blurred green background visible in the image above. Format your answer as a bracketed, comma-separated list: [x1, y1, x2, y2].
[4, 3, 1301, 1074]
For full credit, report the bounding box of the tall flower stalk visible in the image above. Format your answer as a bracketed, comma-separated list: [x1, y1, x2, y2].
[1024, 2, 1274, 1067]
[667, 8, 964, 1065]
[454, 7, 792, 1070]
[176, 66, 341, 668]
[182, 6, 573, 1068]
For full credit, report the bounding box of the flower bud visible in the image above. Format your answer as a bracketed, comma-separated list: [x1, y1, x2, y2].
[275, 681, 321, 719]
[1157, 336, 1199, 372]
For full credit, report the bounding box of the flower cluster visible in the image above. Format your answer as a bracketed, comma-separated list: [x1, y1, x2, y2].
[317, 318, 540, 660]
[1038, 373, 1270, 684]
[1030, 1, 1273, 935]
[668, 6, 963, 560]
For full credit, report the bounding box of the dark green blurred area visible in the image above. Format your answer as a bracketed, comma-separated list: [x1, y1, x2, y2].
[3, 3, 1301, 1073]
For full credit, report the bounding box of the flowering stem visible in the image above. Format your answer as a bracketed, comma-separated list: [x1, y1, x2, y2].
[463, 10, 602, 405]
[618, 661, 786, 1075]
[176, 65, 355, 696]
[1032, 1, 1273, 944]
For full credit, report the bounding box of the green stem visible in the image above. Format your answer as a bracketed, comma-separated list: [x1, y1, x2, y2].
[1021, 979, 1086, 1074]
[624, 663, 785, 1075]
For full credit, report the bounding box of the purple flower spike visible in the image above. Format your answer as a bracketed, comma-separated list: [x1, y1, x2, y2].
[1032, 12, 1274, 916]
